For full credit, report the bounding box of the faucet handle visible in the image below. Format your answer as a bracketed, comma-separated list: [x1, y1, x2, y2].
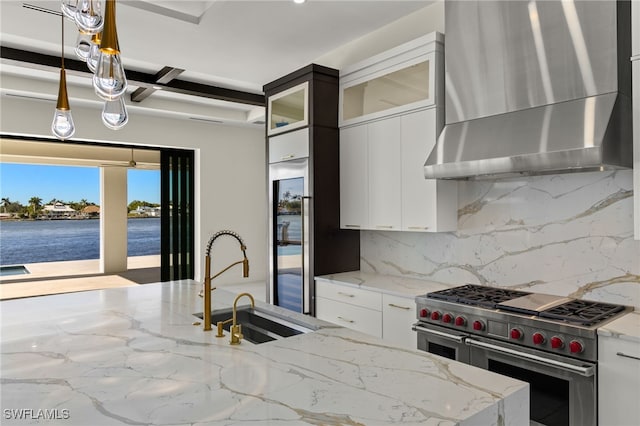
[230, 324, 243, 345]
[216, 321, 225, 338]
[198, 286, 217, 298]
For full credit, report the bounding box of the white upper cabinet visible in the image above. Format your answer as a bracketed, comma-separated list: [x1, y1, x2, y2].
[267, 82, 309, 136]
[268, 128, 309, 163]
[338, 32, 457, 233]
[368, 117, 402, 230]
[340, 125, 369, 229]
[401, 109, 457, 232]
[339, 33, 442, 127]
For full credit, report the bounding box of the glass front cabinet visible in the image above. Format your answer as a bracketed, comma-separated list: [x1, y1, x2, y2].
[267, 82, 309, 136]
[339, 33, 442, 127]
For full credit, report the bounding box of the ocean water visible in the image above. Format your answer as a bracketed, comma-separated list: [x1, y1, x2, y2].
[0, 218, 160, 266]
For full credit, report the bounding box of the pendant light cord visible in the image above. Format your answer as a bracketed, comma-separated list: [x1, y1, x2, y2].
[61, 13, 64, 70]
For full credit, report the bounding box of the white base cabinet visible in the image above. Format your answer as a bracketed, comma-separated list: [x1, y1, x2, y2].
[316, 280, 382, 338]
[598, 336, 640, 426]
[315, 280, 417, 348]
[382, 293, 416, 349]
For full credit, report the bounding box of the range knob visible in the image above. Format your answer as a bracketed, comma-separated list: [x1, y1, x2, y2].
[431, 311, 441, 321]
[569, 340, 584, 354]
[442, 313, 454, 324]
[419, 308, 429, 318]
[454, 316, 467, 327]
[472, 320, 485, 331]
[550, 336, 564, 349]
[510, 328, 524, 340]
[532, 332, 546, 345]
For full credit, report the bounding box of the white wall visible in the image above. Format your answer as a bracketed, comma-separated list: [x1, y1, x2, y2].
[0, 94, 266, 284]
[314, 1, 444, 70]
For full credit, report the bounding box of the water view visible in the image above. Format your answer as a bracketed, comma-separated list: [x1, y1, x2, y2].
[0, 218, 160, 266]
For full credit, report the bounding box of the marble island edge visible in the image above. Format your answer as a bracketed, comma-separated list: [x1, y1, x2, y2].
[0, 280, 528, 425]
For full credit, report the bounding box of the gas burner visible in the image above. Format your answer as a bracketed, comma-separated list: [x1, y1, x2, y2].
[427, 284, 531, 308]
[540, 300, 626, 327]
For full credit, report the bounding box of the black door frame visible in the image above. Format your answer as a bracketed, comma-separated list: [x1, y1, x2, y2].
[0, 134, 195, 280]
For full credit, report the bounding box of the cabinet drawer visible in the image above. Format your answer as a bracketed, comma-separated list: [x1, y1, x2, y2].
[382, 293, 416, 348]
[315, 281, 381, 310]
[268, 128, 309, 163]
[316, 297, 382, 338]
[598, 336, 640, 426]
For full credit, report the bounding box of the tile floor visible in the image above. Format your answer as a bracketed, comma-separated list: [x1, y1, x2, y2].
[0, 255, 160, 300]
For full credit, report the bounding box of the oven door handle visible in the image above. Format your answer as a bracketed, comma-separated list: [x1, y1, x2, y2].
[412, 324, 466, 343]
[465, 338, 595, 377]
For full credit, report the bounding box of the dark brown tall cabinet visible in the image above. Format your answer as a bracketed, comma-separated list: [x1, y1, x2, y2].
[265, 64, 360, 316]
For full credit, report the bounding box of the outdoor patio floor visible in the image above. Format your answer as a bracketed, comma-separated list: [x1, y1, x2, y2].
[0, 255, 160, 300]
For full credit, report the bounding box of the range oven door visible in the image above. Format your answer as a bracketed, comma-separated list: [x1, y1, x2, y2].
[466, 336, 596, 426]
[413, 323, 470, 363]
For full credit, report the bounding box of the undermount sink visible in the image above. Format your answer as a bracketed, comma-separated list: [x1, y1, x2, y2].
[194, 307, 314, 344]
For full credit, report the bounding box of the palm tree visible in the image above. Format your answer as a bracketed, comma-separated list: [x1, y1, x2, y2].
[28, 196, 42, 218]
[1, 197, 9, 214]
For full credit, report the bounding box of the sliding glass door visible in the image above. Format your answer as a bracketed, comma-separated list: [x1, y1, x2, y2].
[160, 149, 194, 281]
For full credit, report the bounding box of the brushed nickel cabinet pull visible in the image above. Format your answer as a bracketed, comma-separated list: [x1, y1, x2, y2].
[344, 224, 361, 228]
[388, 303, 411, 310]
[337, 316, 354, 323]
[617, 352, 640, 361]
[376, 225, 393, 229]
[281, 154, 295, 160]
[338, 292, 355, 298]
[408, 226, 429, 230]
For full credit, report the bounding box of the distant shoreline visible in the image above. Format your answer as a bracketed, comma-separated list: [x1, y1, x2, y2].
[0, 216, 158, 222]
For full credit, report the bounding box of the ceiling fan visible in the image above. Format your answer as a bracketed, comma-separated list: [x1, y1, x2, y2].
[100, 148, 157, 170]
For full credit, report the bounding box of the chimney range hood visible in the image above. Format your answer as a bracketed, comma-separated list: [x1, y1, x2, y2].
[424, 0, 632, 180]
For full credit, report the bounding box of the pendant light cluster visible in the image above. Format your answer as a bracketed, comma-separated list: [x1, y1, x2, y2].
[52, 0, 128, 140]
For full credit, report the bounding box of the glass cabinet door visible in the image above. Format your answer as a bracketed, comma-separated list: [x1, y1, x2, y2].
[341, 53, 435, 125]
[273, 177, 304, 312]
[268, 82, 309, 135]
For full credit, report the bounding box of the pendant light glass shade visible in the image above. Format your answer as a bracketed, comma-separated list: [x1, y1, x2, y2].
[52, 69, 75, 140]
[75, 30, 92, 60]
[75, 0, 103, 34]
[101, 97, 128, 130]
[86, 32, 101, 72]
[93, 51, 127, 100]
[61, 0, 78, 20]
[93, 0, 127, 100]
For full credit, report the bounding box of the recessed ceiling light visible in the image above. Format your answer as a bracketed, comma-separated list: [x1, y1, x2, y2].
[293, 0, 306, 4]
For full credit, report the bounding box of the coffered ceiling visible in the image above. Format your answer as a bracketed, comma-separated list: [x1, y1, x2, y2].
[0, 0, 434, 126]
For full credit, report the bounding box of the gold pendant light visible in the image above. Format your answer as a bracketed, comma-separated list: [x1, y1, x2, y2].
[93, 0, 127, 100]
[51, 13, 75, 140]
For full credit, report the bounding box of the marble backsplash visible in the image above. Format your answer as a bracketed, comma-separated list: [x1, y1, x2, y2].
[361, 170, 640, 309]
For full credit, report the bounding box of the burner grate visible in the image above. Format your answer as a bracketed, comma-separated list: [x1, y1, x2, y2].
[540, 300, 626, 326]
[427, 284, 531, 308]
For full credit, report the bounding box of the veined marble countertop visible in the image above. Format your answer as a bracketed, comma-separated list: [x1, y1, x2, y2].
[598, 310, 640, 343]
[315, 270, 451, 298]
[0, 280, 528, 425]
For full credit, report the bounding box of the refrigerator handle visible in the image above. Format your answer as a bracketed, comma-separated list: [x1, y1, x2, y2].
[301, 196, 312, 314]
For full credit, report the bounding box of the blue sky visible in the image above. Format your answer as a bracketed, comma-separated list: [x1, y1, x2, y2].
[0, 163, 160, 205]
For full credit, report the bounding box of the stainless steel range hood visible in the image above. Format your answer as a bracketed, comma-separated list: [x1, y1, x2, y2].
[424, 0, 632, 180]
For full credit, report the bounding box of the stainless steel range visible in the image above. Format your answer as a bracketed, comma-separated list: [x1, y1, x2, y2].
[413, 284, 631, 426]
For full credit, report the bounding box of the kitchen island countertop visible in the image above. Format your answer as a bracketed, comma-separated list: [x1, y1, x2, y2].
[0, 280, 528, 425]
